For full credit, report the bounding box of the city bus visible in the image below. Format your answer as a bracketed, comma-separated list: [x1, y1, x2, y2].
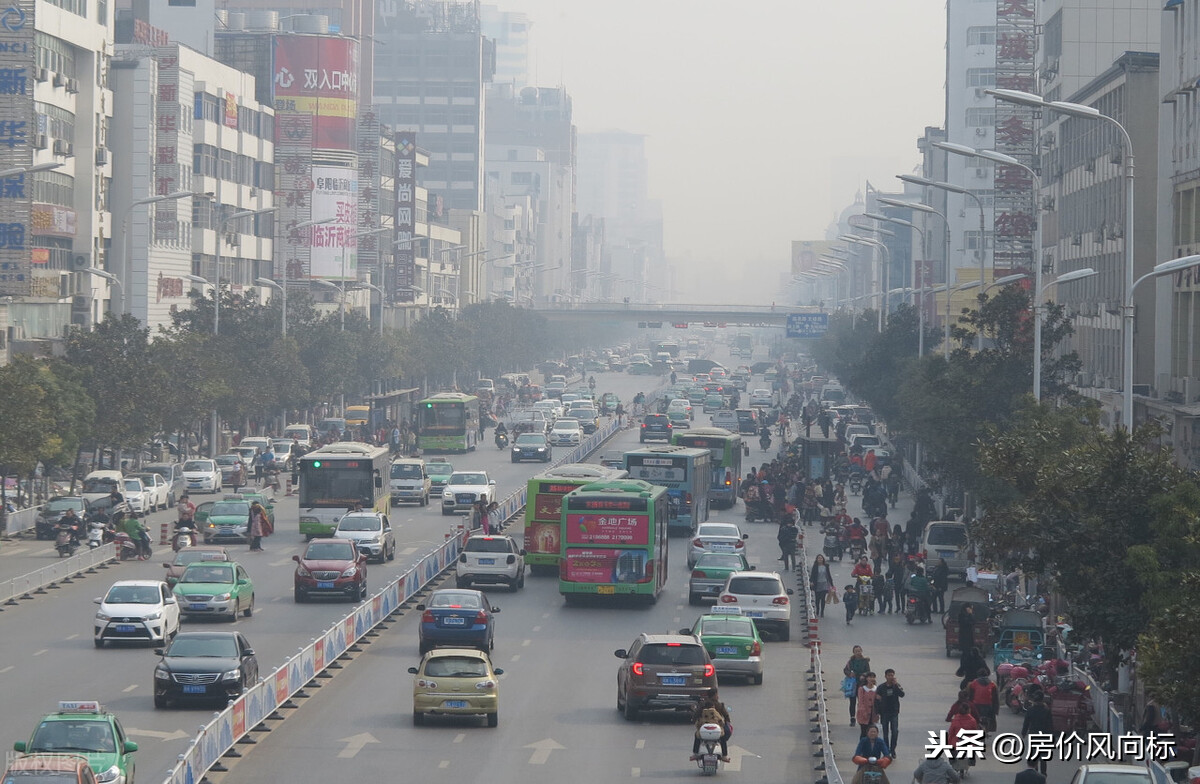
[297, 442, 390, 539]
[671, 427, 743, 509]
[622, 445, 711, 536]
[417, 392, 480, 453]
[524, 464, 629, 575]
[558, 480, 669, 603]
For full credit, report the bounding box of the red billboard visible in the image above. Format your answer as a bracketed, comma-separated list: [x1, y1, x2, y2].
[565, 514, 650, 546]
[563, 549, 649, 584]
[273, 36, 359, 152]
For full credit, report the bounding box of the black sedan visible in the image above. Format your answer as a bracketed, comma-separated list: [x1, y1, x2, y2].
[35, 496, 86, 539]
[154, 631, 259, 708]
[511, 433, 553, 463]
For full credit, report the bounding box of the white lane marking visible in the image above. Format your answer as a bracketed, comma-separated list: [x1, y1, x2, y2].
[511, 654, 520, 662]
[672, 617, 680, 625]
[271, 596, 284, 602]
[5, 546, 28, 555]
[521, 639, 531, 647]
[531, 625, 541, 632]
[32, 649, 47, 657]
[438, 761, 449, 769]
[453, 734, 465, 744]
[123, 684, 138, 693]
[270, 557, 294, 567]
[631, 768, 641, 777]
[541, 612, 550, 619]
[635, 739, 645, 749]
[0, 666, 14, 674]
[400, 546, 418, 556]
[65, 634, 79, 640]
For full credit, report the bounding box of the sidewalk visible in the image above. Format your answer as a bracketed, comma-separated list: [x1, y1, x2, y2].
[807, 484, 1081, 784]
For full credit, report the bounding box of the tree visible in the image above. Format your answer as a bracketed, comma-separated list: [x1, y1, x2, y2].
[0, 358, 56, 475]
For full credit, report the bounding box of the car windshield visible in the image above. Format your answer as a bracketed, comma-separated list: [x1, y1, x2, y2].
[700, 618, 756, 637]
[123, 480, 142, 492]
[216, 456, 239, 466]
[210, 502, 249, 517]
[82, 478, 118, 494]
[45, 498, 85, 512]
[555, 420, 579, 429]
[424, 656, 489, 678]
[430, 591, 483, 609]
[184, 461, 214, 472]
[728, 576, 783, 596]
[646, 416, 667, 424]
[338, 516, 381, 532]
[391, 463, 422, 479]
[515, 435, 545, 445]
[166, 635, 239, 658]
[305, 542, 356, 560]
[104, 584, 161, 604]
[427, 464, 453, 476]
[449, 474, 486, 486]
[638, 644, 707, 666]
[699, 525, 741, 539]
[29, 719, 116, 753]
[695, 554, 746, 570]
[927, 525, 967, 546]
[465, 538, 511, 553]
[174, 550, 226, 565]
[181, 565, 235, 584]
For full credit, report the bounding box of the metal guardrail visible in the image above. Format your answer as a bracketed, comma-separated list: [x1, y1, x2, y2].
[0, 543, 118, 606]
[3, 507, 40, 536]
[797, 532, 845, 784]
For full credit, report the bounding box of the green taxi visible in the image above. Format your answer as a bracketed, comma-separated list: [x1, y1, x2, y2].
[14, 701, 137, 784]
[426, 460, 454, 491]
[173, 561, 255, 621]
[688, 552, 753, 605]
[199, 495, 274, 545]
[680, 609, 764, 684]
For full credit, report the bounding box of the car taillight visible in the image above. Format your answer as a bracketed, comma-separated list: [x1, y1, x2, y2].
[475, 611, 488, 624]
[421, 610, 434, 623]
[684, 492, 692, 506]
[640, 424, 646, 428]
[632, 662, 644, 676]
[734, 540, 744, 549]
[719, 594, 736, 603]
[703, 664, 715, 677]
[750, 641, 761, 656]
[692, 538, 703, 548]
[921, 550, 928, 559]
[506, 554, 516, 564]
[772, 596, 789, 605]
[691, 570, 705, 579]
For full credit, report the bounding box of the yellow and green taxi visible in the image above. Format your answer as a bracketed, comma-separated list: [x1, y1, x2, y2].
[199, 495, 274, 545]
[408, 648, 503, 728]
[13, 701, 137, 784]
[688, 552, 753, 605]
[680, 608, 764, 685]
[172, 560, 255, 620]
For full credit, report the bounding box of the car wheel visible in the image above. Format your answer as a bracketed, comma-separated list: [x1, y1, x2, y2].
[511, 456, 519, 463]
[94, 638, 104, 648]
[486, 712, 498, 728]
[421, 494, 428, 507]
[688, 593, 699, 606]
[243, 595, 254, 617]
[387, 544, 395, 562]
[154, 694, 168, 709]
[752, 672, 764, 685]
[294, 588, 305, 603]
[413, 711, 425, 726]
[517, 570, 525, 589]
[229, 599, 240, 621]
[456, 577, 468, 588]
[358, 583, 367, 601]
[623, 696, 639, 721]
[779, 624, 789, 642]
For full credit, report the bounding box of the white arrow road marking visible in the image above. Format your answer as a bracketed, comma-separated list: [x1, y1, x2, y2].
[631, 768, 640, 777]
[126, 728, 189, 741]
[337, 732, 379, 759]
[438, 761, 449, 769]
[269, 557, 294, 567]
[453, 734, 464, 744]
[524, 738, 565, 765]
[0, 666, 13, 674]
[724, 744, 760, 772]
[635, 739, 645, 749]
[123, 684, 138, 693]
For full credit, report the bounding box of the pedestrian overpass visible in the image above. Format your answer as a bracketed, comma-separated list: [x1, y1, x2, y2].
[527, 303, 822, 327]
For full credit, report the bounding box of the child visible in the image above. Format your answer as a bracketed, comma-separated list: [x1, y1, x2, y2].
[843, 583, 859, 625]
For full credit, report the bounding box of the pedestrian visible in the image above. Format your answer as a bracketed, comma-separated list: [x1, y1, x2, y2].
[957, 605, 978, 666]
[843, 646, 871, 727]
[247, 502, 267, 552]
[777, 516, 799, 570]
[843, 582, 860, 625]
[876, 668, 905, 755]
[888, 554, 905, 611]
[930, 558, 949, 615]
[967, 669, 999, 739]
[855, 672, 880, 737]
[483, 501, 499, 535]
[1020, 692, 1054, 776]
[957, 647, 989, 690]
[945, 688, 981, 723]
[230, 461, 245, 491]
[810, 554, 833, 618]
[913, 749, 960, 784]
[1014, 759, 1047, 784]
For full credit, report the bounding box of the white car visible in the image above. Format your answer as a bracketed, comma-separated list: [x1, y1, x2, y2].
[667, 398, 694, 419]
[231, 445, 258, 470]
[718, 571, 794, 641]
[333, 512, 396, 563]
[441, 471, 497, 515]
[748, 389, 774, 407]
[93, 579, 181, 647]
[123, 477, 149, 516]
[456, 534, 526, 591]
[532, 400, 563, 422]
[182, 459, 221, 494]
[129, 472, 170, 512]
[710, 411, 739, 430]
[548, 418, 583, 446]
[689, 522, 749, 568]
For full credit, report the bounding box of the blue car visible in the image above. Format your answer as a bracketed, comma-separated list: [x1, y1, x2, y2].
[417, 588, 500, 654]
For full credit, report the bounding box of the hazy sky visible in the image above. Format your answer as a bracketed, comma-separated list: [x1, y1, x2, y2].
[495, 0, 947, 300]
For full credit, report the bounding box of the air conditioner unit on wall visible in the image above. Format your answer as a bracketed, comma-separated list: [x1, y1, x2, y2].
[974, 88, 988, 99]
[33, 66, 47, 83]
[975, 168, 989, 178]
[66, 78, 78, 94]
[33, 134, 47, 150]
[52, 139, 73, 156]
[52, 73, 66, 87]
[975, 127, 988, 136]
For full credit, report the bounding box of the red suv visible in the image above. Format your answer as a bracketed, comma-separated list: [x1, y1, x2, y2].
[293, 538, 367, 602]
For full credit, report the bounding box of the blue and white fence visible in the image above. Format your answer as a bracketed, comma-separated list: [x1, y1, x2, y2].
[0, 543, 117, 606]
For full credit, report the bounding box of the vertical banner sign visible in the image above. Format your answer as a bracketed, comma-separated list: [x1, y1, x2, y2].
[993, 0, 1037, 272]
[356, 108, 382, 283]
[393, 132, 416, 302]
[224, 90, 238, 129]
[0, 0, 35, 295]
[310, 166, 357, 280]
[276, 114, 314, 282]
[273, 36, 359, 152]
[155, 48, 181, 242]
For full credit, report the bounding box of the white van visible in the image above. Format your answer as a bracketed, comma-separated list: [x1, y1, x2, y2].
[283, 424, 314, 446]
[921, 521, 971, 579]
[82, 470, 125, 505]
[390, 458, 431, 506]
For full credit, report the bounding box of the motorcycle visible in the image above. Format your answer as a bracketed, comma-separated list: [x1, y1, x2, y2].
[54, 525, 79, 557]
[822, 527, 843, 561]
[759, 434, 772, 452]
[692, 723, 725, 776]
[172, 526, 197, 553]
[847, 539, 866, 564]
[87, 520, 109, 550]
[904, 594, 926, 625]
[112, 531, 140, 561]
[848, 473, 863, 496]
[495, 431, 509, 449]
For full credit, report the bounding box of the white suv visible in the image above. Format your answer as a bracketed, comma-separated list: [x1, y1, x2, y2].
[94, 579, 181, 647]
[717, 571, 794, 641]
[456, 534, 526, 591]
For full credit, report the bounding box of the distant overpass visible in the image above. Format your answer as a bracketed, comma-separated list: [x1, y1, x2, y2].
[527, 303, 822, 327]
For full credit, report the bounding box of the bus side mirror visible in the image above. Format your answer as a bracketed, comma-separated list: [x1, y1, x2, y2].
[374, 476, 382, 488]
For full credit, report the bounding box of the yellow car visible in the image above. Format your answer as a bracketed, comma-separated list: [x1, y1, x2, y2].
[408, 648, 503, 727]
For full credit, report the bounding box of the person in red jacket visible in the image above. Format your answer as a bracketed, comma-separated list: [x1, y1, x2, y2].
[948, 702, 979, 768]
[850, 556, 874, 579]
[966, 670, 999, 739]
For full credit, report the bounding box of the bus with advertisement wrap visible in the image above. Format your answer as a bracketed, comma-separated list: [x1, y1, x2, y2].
[297, 442, 390, 539]
[558, 480, 668, 603]
[417, 392, 480, 453]
[523, 464, 628, 574]
[622, 445, 711, 536]
[671, 427, 743, 508]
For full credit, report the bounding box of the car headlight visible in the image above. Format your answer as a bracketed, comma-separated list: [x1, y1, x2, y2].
[296, 564, 311, 577]
[95, 765, 122, 783]
[144, 611, 162, 621]
[341, 565, 358, 577]
[442, 490, 452, 498]
[536, 447, 546, 452]
[95, 612, 111, 621]
[214, 593, 232, 601]
[154, 666, 171, 680]
[221, 668, 242, 682]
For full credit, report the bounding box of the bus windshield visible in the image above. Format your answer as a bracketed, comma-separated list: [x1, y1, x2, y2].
[300, 465, 373, 507]
[421, 404, 465, 433]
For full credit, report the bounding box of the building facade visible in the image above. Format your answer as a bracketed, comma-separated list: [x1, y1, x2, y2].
[480, 4, 529, 87]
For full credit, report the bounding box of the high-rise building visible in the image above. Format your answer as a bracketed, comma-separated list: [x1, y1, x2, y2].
[0, 0, 113, 348]
[373, 0, 495, 213]
[481, 4, 529, 87]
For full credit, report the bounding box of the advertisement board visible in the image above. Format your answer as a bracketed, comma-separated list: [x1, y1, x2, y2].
[273, 35, 358, 152]
[562, 548, 649, 584]
[392, 131, 417, 302]
[309, 165, 358, 280]
[0, 0, 36, 294]
[565, 513, 649, 546]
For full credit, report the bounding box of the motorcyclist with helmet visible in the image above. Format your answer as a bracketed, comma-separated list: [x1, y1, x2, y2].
[494, 420, 509, 448]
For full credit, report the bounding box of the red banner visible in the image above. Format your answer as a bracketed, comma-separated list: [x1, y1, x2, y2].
[273, 36, 359, 151]
[565, 514, 650, 546]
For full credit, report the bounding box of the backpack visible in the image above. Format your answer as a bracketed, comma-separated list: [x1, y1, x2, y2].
[700, 706, 723, 725]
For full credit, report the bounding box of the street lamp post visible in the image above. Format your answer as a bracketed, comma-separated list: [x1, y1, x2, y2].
[880, 196, 951, 358]
[121, 190, 195, 315]
[866, 211, 929, 356]
[1031, 267, 1100, 400]
[85, 267, 122, 318]
[839, 233, 890, 331]
[286, 216, 335, 338]
[0, 162, 61, 179]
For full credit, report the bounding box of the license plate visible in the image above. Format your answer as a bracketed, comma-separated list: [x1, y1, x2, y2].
[115, 624, 137, 633]
[457, 494, 472, 504]
[597, 585, 615, 595]
[443, 700, 469, 709]
[711, 544, 735, 552]
[220, 527, 235, 535]
[443, 616, 465, 626]
[316, 581, 335, 589]
[744, 611, 764, 618]
[938, 550, 956, 558]
[189, 603, 208, 611]
[182, 685, 207, 694]
[716, 646, 738, 655]
[479, 558, 495, 565]
[661, 676, 686, 686]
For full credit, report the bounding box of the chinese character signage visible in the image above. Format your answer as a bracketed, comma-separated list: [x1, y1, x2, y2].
[787, 312, 829, 339]
[272, 35, 359, 152]
[153, 46, 182, 242]
[993, 0, 1037, 269]
[224, 90, 238, 129]
[393, 131, 416, 302]
[310, 165, 358, 280]
[0, 0, 34, 294]
[356, 107, 385, 283]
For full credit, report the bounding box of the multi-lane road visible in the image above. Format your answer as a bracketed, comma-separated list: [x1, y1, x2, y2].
[0, 368, 704, 781]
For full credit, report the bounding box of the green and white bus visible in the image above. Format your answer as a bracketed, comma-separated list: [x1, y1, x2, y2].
[297, 442, 390, 539]
[558, 480, 669, 603]
[417, 392, 480, 453]
[622, 445, 712, 535]
[523, 464, 629, 574]
[671, 427, 743, 509]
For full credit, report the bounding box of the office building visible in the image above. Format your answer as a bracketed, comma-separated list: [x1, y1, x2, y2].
[481, 4, 530, 87]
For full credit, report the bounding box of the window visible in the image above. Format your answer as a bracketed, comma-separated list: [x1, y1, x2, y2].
[511, 172, 532, 184]
[35, 102, 76, 140]
[966, 26, 995, 46]
[35, 33, 77, 79]
[169, 0, 198, 5]
[966, 68, 995, 87]
[965, 108, 995, 127]
[44, 0, 86, 16]
[964, 231, 994, 251]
